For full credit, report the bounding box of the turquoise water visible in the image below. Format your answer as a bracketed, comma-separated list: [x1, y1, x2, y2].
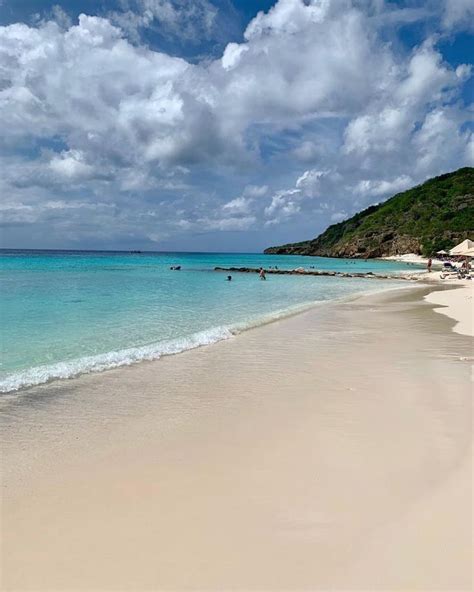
[0, 250, 420, 392]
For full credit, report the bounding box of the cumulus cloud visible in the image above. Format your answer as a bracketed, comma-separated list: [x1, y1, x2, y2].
[295, 170, 338, 197]
[242, 184, 268, 198]
[221, 42, 248, 70]
[222, 196, 253, 215]
[292, 140, 325, 163]
[354, 175, 414, 198]
[264, 188, 302, 225]
[0, 0, 472, 248]
[48, 150, 96, 181]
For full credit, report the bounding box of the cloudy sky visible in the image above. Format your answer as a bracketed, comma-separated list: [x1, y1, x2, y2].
[0, 0, 473, 251]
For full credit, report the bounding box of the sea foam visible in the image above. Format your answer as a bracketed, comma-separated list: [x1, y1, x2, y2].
[0, 298, 327, 394]
[0, 326, 234, 393]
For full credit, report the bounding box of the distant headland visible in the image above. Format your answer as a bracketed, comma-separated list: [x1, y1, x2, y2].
[264, 167, 474, 258]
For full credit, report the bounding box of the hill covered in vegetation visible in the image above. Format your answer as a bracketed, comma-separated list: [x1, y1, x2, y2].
[265, 168, 474, 258]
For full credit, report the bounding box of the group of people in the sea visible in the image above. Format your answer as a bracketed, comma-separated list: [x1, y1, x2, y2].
[226, 267, 267, 282]
[169, 265, 267, 281]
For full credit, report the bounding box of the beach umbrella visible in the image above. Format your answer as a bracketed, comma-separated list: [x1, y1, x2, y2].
[449, 239, 474, 255]
[436, 249, 448, 255]
[461, 247, 474, 257]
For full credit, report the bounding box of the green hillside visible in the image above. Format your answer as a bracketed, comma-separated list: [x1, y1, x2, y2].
[264, 167, 474, 258]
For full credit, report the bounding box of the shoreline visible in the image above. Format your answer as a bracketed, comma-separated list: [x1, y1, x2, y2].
[3, 274, 468, 399]
[2, 284, 472, 590]
[425, 281, 473, 337]
[0, 278, 417, 397]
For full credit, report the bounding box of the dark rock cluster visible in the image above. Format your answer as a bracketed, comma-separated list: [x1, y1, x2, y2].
[214, 267, 419, 281]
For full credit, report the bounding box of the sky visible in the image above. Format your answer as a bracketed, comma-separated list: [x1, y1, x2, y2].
[0, 0, 473, 252]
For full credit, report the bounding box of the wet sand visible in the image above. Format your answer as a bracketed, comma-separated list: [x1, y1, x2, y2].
[1, 286, 472, 590]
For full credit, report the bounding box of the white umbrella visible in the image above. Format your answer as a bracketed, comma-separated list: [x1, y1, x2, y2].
[436, 249, 448, 255]
[461, 247, 474, 258]
[449, 239, 474, 256]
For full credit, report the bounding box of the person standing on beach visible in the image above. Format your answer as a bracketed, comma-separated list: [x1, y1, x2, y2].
[259, 267, 266, 280]
[427, 258, 432, 272]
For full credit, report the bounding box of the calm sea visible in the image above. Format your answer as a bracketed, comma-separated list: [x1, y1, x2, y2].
[0, 250, 420, 393]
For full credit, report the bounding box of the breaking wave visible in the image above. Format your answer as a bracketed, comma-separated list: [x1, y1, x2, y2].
[0, 281, 410, 395]
[0, 326, 234, 394]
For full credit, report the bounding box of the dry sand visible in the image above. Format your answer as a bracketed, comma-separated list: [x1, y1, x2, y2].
[1, 286, 472, 591]
[425, 281, 473, 337]
[382, 253, 444, 267]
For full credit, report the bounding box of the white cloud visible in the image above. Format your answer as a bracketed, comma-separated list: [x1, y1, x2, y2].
[220, 184, 267, 219]
[442, 0, 474, 30]
[48, 150, 95, 181]
[215, 0, 397, 135]
[222, 196, 253, 215]
[354, 175, 414, 197]
[221, 42, 248, 70]
[343, 40, 464, 160]
[412, 108, 473, 175]
[295, 169, 337, 197]
[264, 188, 302, 225]
[264, 168, 346, 225]
[1, 3, 468, 174]
[242, 184, 268, 198]
[293, 140, 324, 163]
[396, 41, 455, 103]
[0, 0, 472, 248]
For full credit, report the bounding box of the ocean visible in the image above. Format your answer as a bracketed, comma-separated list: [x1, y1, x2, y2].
[0, 250, 421, 393]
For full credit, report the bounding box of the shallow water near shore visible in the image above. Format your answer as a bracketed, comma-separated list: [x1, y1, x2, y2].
[0, 249, 419, 393]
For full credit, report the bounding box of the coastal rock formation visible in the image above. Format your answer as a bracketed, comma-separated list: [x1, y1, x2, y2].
[265, 168, 474, 258]
[214, 267, 420, 281]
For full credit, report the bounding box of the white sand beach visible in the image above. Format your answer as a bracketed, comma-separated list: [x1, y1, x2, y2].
[383, 253, 445, 267]
[1, 285, 473, 591]
[383, 252, 433, 264]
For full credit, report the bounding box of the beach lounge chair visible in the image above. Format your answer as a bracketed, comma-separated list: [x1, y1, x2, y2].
[440, 264, 471, 280]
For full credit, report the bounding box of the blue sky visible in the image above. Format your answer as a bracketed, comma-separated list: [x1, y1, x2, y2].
[0, 0, 473, 251]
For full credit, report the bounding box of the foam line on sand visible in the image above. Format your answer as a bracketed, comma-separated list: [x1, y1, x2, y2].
[425, 282, 473, 337]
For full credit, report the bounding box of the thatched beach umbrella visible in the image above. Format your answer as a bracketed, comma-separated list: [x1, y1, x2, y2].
[449, 239, 474, 256]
